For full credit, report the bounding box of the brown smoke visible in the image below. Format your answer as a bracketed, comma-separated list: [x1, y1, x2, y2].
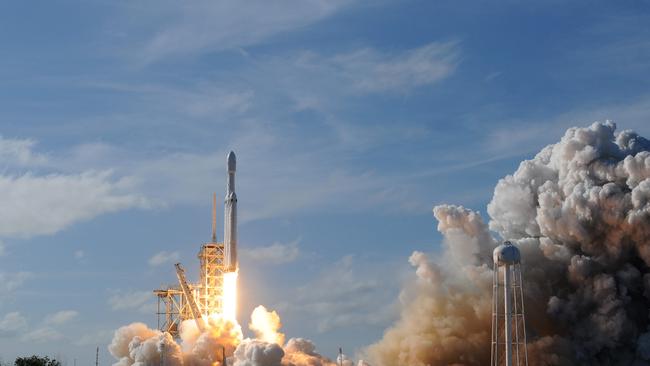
[365, 122, 650, 365]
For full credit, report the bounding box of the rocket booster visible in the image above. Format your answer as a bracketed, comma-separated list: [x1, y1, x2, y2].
[224, 151, 237, 272]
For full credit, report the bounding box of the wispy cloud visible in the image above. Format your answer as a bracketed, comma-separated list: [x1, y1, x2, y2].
[74, 250, 85, 260]
[21, 327, 63, 343]
[0, 312, 28, 337]
[0, 39, 460, 225]
[258, 42, 461, 114]
[81, 81, 255, 120]
[107, 289, 155, 313]
[326, 41, 460, 93]
[0, 272, 31, 302]
[0, 136, 48, 167]
[0, 135, 152, 239]
[282, 255, 399, 333]
[0, 171, 149, 238]
[148, 250, 180, 267]
[74, 329, 114, 346]
[118, 0, 353, 65]
[240, 239, 300, 265]
[482, 94, 650, 157]
[44, 310, 78, 326]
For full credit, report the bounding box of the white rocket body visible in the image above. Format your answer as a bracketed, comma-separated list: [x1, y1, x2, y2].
[224, 151, 238, 272]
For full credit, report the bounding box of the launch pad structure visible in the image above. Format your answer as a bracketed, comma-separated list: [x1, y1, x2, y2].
[154, 152, 238, 338]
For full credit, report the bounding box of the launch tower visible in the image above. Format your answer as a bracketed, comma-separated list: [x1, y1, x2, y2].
[154, 151, 238, 337]
[491, 241, 528, 366]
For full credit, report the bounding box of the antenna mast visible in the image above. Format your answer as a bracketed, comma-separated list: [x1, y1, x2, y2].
[222, 346, 227, 366]
[212, 193, 217, 242]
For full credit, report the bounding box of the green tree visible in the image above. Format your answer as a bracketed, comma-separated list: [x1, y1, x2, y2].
[14, 356, 60, 366]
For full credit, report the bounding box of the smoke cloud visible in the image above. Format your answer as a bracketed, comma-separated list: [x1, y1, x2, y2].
[109, 323, 182, 366]
[109, 316, 242, 366]
[232, 339, 284, 366]
[250, 306, 285, 346]
[365, 121, 650, 365]
[111, 121, 650, 365]
[110, 307, 367, 366]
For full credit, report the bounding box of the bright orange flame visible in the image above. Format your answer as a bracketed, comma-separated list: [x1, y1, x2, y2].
[223, 271, 238, 322]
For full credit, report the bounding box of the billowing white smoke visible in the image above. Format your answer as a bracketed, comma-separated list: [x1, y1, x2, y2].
[181, 315, 243, 365]
[110, 308, 367, 366]
[249, 305, 285, 346]
[109, 316, 241, 366]
[109, 323, 182, 366]
[365, 122, 650, 365]
[232, 339, 284, 366]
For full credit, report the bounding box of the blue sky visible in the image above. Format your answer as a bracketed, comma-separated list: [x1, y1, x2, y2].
[1, 0, 650, 363]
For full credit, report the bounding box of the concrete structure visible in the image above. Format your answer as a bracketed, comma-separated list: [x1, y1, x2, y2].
[491, 241, 528, 366]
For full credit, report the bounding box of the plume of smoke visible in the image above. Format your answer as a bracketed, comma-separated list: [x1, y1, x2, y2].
[180, 316, 243, 365]
[110, 316, 242, 366]
[280, 337, 342, 366]
[230, 337, 363, 366]
[364, 206, 493, 366]
[232, 339, 285, 366]
[110, 306, 368, 366]
[365, 122, 650, 365]
[109, 323, 183, 366]
[250, 305, 285, 346]
[231, 311, 355, 366]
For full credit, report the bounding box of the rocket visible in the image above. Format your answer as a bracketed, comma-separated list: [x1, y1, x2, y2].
[224, 151, 238, 272]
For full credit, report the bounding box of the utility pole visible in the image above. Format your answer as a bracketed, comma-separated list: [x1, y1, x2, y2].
[161, 341, 165, 366]
[338, 347, 343, 366]
[222, 346, 227, 366]
[95, 346, 99, 366]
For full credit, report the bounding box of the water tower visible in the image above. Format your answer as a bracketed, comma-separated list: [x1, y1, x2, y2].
[491, 241, 528, 366]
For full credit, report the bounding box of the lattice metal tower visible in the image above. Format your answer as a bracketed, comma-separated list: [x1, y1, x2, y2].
[491, 241, 528, 366]
[154, 287, 188, 336]
[154, 152, 238, 338]
[197, 193, 227, 316]
[154, 194, 227, 337]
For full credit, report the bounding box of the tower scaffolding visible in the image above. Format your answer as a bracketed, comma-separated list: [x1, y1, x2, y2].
[154, 194, 227, 338]
[154, 287, 189, 336]
[153, 152, 238, 339]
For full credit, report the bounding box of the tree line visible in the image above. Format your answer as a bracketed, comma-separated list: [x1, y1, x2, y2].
[0, 356, 61, 366]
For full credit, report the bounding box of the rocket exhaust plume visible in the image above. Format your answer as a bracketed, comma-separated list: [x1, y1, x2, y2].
[365, 121, 650, 365]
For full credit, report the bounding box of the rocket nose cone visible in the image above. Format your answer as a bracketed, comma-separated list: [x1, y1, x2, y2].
[227, 151, 236, 172]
